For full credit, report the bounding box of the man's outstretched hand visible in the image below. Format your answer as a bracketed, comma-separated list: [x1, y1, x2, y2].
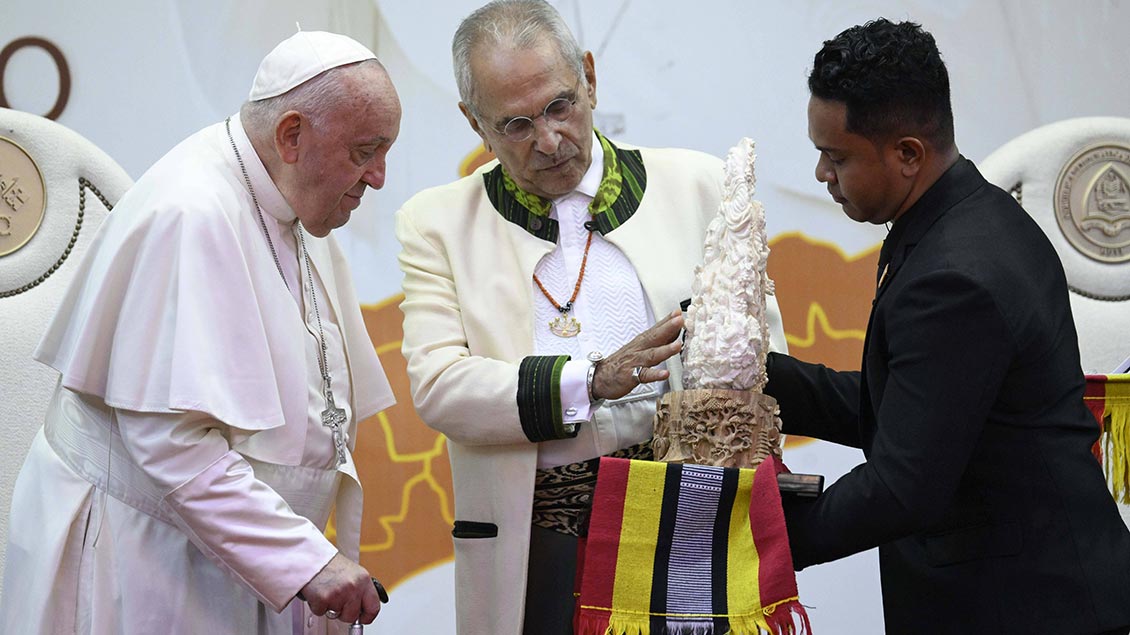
[591, 309, 684, 401]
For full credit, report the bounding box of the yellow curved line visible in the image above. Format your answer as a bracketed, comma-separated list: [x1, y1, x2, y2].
[769, 230, 881, 263]
[376, 340, 401, 355]
[785, 302, 866, 350]
[357, 418, 455, 552]
[376, 410, 443, 462]
[333, 307, 461, 553]
[361, 471, 436, 552]
[424, 472, 456, 526]
[360, 293, 405, 313]
[360, 435, 456, 551]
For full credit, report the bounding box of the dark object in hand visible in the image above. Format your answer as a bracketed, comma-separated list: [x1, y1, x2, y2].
[372, 577, 389, 604]
[778, 473, 824, 498]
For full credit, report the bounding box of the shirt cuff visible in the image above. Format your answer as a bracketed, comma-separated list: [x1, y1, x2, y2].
[560, 359, 594, 423]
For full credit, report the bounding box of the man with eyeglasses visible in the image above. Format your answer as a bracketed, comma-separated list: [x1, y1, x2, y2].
[394, 1, 786, 633]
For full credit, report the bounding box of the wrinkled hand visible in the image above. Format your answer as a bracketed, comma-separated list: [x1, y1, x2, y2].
[299, 552, 382, 625]
[591, 309, 684, 401]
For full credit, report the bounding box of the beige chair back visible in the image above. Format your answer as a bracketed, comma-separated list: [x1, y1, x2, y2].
[0, 107, 132, 590]
[980, 117, 1130, 375]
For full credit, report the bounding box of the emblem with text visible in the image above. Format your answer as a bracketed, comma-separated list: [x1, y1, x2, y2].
[0, 136, 47, 257]
[1054, 143, 1130, 264]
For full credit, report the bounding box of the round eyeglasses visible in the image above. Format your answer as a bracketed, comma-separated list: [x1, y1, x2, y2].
[495, 96, 578, 143]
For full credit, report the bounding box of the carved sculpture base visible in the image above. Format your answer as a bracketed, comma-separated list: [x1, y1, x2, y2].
[652, 388, 783, 468]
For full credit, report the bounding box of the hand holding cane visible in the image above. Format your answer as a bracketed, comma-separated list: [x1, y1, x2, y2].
[347, 578, 389, 633]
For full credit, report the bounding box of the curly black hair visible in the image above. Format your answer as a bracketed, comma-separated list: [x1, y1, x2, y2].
[809, 18, 954, 150]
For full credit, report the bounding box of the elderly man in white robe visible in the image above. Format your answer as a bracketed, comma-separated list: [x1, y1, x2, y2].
[0, 32, 399, 634]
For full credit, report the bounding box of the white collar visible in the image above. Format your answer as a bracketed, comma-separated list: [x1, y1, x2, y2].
[229, 112, 297, 224]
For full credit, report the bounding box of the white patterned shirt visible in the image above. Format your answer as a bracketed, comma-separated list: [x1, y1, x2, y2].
[533, 133, 666, 468]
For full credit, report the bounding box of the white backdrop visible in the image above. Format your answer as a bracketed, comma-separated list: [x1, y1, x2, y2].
[3, 1, 1129, 632]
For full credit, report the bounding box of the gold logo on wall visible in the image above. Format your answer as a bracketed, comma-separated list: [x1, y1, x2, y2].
[1054, 143, 1130, 264]
[0, 136, 47, 257]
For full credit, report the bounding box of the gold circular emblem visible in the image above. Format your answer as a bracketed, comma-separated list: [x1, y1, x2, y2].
[0, 136, 47, 257]
[1054, 143, 1130, 264]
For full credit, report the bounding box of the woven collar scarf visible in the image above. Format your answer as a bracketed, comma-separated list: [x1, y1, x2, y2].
[483, 130, 648, 242]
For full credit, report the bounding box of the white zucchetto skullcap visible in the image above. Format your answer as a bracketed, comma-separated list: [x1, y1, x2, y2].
[249, 31, 377, 101]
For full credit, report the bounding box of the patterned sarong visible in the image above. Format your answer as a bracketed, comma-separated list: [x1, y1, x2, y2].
[1086, 374, 1130, 503]
[533, 441, 654, 536]
[575, 455, 810, 635]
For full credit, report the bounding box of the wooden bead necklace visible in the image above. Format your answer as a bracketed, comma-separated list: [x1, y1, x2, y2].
[533, 229, 593, 337]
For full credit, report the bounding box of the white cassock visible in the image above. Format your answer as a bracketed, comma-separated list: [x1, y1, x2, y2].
[0, 114, 395, 635]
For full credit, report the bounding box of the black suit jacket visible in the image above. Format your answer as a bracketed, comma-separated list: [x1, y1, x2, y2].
[766, 158, 1130, 634]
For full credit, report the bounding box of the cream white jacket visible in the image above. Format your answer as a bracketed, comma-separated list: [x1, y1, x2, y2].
[396, 141, 785, 635]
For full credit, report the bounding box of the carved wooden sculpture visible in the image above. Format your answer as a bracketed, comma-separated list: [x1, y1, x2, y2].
[653, 138, 783, 468]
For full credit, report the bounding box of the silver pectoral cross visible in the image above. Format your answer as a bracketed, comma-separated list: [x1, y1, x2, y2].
[321, 390, 348, 467]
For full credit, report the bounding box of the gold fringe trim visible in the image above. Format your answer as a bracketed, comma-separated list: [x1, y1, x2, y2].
[1105, 396, 1130, 504]
[576, 597, 810, 635]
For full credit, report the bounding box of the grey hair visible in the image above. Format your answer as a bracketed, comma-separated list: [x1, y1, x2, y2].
[240, 59, 383, 136]
[452, 0, 584, 112]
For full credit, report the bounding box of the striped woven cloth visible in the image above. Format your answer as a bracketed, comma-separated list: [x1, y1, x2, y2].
[1086, 374, 1130, 503]
[575, 455, 810, 635]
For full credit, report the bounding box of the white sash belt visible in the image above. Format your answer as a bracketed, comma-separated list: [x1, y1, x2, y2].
[43, 388, 349, 535]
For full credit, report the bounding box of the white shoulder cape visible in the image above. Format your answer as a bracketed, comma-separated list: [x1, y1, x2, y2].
[34, 118, 394, 465]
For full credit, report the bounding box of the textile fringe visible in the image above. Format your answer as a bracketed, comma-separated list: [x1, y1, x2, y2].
[1088, 395, 1107, 464]
[743, 599, 812, 635]
[1085, 375, 1130, 503]
[575, 601, 811, 635]
[766, 599, 813, 635]
[1105, 398, 1130, 504]
[574, 611, 622, 635]
[573, 611, 647, 635]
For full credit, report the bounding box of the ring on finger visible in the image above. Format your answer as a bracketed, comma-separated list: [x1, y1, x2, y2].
[632, 366, 646, 384]
[325, 609, 340, 620]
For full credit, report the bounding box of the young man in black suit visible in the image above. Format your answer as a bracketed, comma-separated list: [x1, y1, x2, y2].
[767, 18, 1130, 634]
